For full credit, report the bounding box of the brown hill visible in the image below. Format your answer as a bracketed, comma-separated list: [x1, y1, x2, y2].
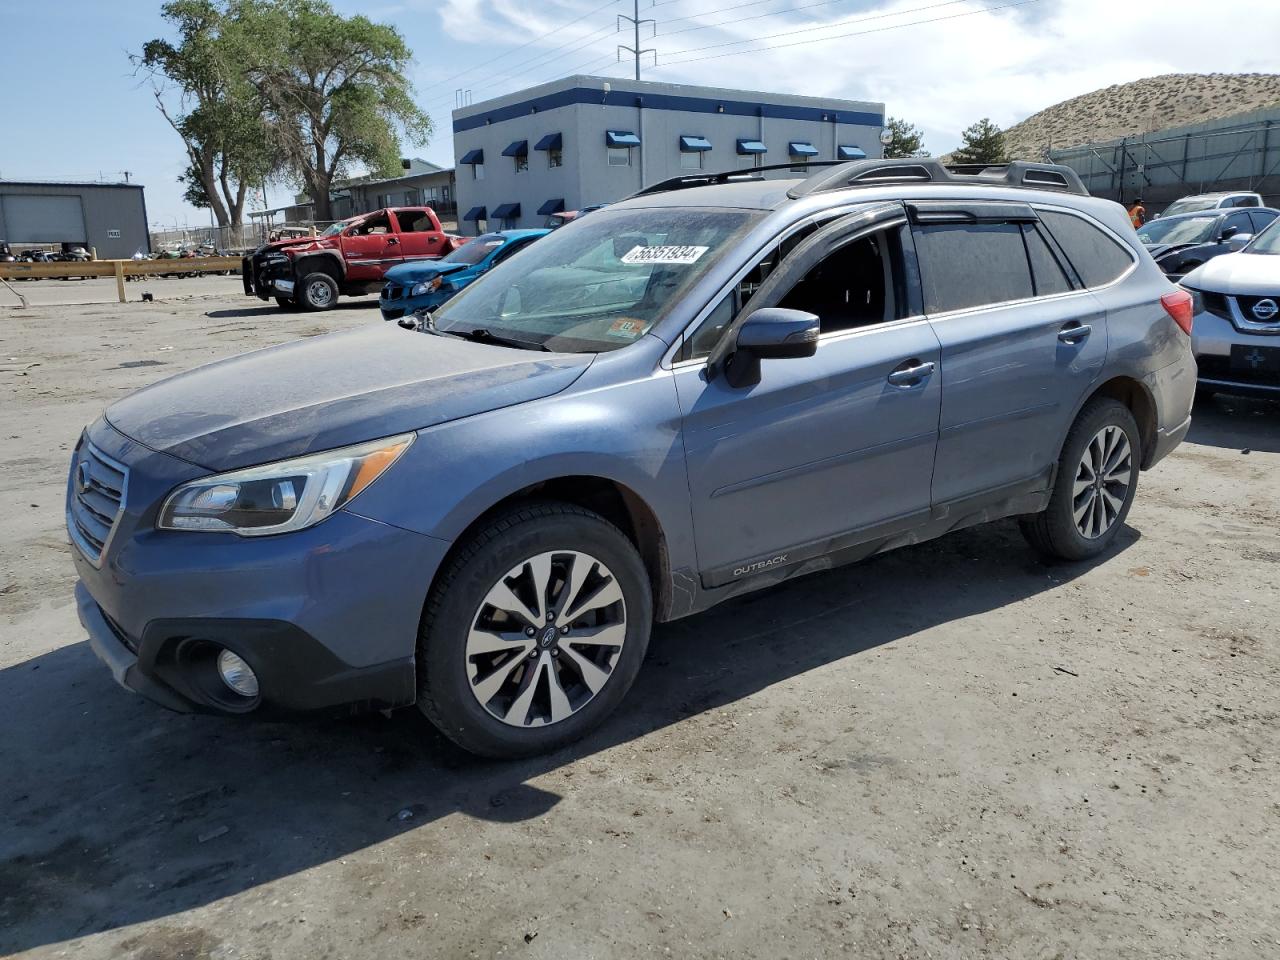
[1002, 73, 1280, 159]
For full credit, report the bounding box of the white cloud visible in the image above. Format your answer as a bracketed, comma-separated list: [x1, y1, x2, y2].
[413, 0, 1280, 156]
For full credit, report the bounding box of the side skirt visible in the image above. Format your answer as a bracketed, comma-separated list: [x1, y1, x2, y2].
[676, 470, 1052, 618]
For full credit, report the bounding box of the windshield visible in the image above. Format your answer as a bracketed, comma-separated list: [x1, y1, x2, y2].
[320, 220, 352, 237]
[443, 234, 505, 266]
[1245, 217, 1280, 255]
[431, 207, 760, 352]
[1136, 216, 1217, 246]
[1162, 198, 1218, 217]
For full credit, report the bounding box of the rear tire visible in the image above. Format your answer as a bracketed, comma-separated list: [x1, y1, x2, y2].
[417, 502, 652, 759]
[298, 272, 338, 311]
[1020, 398, 1140, 561]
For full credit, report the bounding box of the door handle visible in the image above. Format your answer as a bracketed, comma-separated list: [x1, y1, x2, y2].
[386, 237, 400, 245]
[887, 359, 936, 386]
[1058, 322, 1091, 343]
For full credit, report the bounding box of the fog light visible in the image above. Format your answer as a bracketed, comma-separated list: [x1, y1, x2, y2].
[216, 649, 259, 698]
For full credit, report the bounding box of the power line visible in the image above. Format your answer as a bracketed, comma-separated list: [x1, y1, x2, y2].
[659, 0, 972, 38]
[660, 0, 985, 57]
[435, 0, 622, 88]
[655, 0, 1040, 65]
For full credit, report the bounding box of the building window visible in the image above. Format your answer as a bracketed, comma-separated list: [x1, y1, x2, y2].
[680, 150, 703, 170]
[515, 154, 529, 174]
[473, 163, 485, 180]
[608, 147, 631, 167]
[738, 154, 761, 169]
[549, 147, 563, 168]
[790, 161, 808, 174]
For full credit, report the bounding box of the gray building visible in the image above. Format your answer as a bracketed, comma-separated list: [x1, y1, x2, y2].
[0, 180, 149, 258]
[452, 75, 885, 233]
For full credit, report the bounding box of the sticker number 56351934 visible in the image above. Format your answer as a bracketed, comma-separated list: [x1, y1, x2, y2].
[620, 245, 708, 265]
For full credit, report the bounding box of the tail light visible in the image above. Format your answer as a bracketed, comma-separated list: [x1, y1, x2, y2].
[1161, 289, 1194, 336]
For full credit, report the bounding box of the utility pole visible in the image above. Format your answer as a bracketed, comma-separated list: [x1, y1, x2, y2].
[617, 0, 656, 81]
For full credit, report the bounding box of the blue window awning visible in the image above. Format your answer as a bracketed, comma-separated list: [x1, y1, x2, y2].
[501, 139, 528, 157]
[788, 141, 819, 157]
[606, 130, 641, 148]
[462, 206, 486, 221]
[537, 198, 565, 216]
[679, 135, 712, 152]
[492, 202, 521, 220]
[736, 138, 767, 155]
[534, 132, 563, 151]
[838, 145, 867, 160]
[459, 148, 484, 165]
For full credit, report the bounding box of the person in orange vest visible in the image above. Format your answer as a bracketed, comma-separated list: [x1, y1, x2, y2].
[1128, 197, 1147, 228]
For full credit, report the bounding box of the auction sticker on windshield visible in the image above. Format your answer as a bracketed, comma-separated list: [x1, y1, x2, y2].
[621, 245, 708, 265]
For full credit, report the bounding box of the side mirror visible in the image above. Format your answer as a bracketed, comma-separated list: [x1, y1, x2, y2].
[1220, 225, 1239, 240]
[721, 308, 820, 388]
[1227, 232, 1253, 251]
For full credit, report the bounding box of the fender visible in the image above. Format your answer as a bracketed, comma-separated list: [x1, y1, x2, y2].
[291, 249, 346, 280]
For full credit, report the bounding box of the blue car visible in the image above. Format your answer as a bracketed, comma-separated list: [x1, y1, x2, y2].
[71, 159, 1194, 759]
[379, 229, 548, 320]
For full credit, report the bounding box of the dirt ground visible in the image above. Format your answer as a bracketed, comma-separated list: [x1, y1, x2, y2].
[1, 289, 1278, 960]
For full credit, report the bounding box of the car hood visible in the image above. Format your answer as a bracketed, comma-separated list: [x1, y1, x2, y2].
[257, 236, 336, 256]
[105, 325, 593, 471]
[384, 261, 470, 284]
[1183, 252, 1280, 296]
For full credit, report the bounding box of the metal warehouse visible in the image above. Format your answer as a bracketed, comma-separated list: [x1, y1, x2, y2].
[0, 180, 149, 259]
[452, 75, 885, 233]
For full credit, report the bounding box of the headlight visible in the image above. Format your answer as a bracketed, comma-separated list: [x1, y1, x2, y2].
[410, 276, 445, 297]
[159, 433, 413, 536]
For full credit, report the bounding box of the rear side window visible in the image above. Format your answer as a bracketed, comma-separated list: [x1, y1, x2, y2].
[1021, 224, 1073, 296]
[1249, 210, 1277, 233]
[1037, 210, 1134, 288]
[912, 222, 1034, 313]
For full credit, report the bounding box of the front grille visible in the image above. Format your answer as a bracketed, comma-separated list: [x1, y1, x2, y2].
[1234, 294, 1280, 329]
[67, 441, 127, 565]
[382, 283, 404, 301]
[101, 606, 138, 653]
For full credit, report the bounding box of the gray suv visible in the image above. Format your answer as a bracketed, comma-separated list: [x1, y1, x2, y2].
[70, 160, 1195, 758]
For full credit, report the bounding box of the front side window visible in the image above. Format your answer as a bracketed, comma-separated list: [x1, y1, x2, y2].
[352, 213, 391, 236]
[777, 225, 913, 333]
[912, 222, 1034, 313]
[432, 207, 760, 353]
[1037, 209, 1134, 288]
[608, 147, 631, 167]
[1244, 216, 1280, 255]
[1222, 212, 1252, 240]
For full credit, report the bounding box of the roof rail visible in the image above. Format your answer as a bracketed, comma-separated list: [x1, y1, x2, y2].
[630, 161, 845, 198]
[787, 159, 1089, 198]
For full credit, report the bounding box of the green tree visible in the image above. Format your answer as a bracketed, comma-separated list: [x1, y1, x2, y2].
[245, 0, 431, 222]
[882, 117, 929, 159]
[136, 0, 276, 227]
[951, 118, 1008, 165]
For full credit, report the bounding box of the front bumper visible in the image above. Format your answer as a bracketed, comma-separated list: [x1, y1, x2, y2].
[243, 254, 294, 300]
[380, 287, 447, 322]
[1191, 308, 1280, 396]
[71, 418, 451, 717]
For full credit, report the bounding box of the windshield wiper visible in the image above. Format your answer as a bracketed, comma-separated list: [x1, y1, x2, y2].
[453, 327, 551, 352]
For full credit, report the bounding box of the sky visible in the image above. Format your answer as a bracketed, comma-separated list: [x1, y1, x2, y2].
[2, 0, 1278, 227]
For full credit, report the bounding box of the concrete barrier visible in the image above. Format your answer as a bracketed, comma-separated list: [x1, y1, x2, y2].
[0, 258, 241, 302]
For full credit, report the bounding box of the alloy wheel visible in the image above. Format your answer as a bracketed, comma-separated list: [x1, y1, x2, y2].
[1072, 425, 1132, 539]
[465, 550, 627, 727]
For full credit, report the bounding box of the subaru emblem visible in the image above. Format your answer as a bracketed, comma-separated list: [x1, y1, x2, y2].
[1252, 298, 1279, 321]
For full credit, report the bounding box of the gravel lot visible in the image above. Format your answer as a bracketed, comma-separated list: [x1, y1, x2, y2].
[2, 289, 1278, 959]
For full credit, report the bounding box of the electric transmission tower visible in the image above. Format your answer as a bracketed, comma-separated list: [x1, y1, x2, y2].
[617, 0, 657, 81]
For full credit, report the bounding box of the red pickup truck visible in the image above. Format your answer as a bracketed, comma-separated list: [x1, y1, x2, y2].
[242, 207, 467, 311]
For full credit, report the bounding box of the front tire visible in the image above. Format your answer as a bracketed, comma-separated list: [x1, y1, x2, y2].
[298, 272, 338, 311]
[1020, 398, 1140, 561]
[418, 503, 652, 759]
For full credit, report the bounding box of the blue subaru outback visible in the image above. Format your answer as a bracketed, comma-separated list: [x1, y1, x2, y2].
[70, 160, 1195, 757]
[379, 229, 549, 321]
